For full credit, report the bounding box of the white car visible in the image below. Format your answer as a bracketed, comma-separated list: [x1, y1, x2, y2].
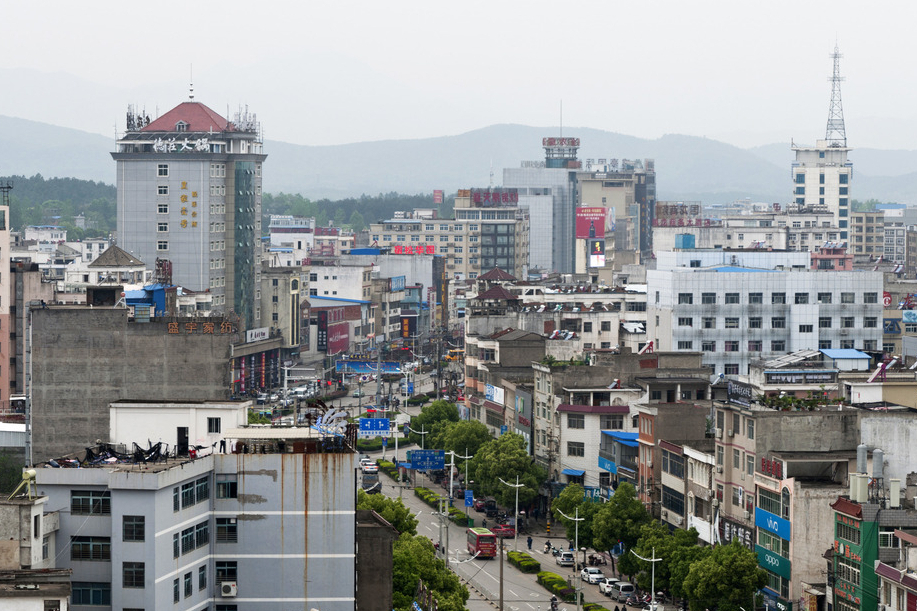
[361, 463, 379, 474]
[581, 567, 606, 584]
[599, 577, 620, 596]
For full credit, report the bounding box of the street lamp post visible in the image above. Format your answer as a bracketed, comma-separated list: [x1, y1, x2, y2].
[498, 475, 525, 552]
[557, 507, 585, 611]
[450, 449, 473, 519]
[631, 547, 661, 611]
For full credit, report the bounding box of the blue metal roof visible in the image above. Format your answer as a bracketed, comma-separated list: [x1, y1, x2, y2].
[602, 431, 639, 447]
[561, 468, 585, 477]
[820, 349, 870, 360]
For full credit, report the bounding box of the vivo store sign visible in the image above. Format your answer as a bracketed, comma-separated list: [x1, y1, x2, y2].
[755, 507, 791, 540]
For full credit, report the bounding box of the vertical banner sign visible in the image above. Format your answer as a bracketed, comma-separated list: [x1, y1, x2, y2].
[317, 311, 329, 351]
[433, 190, 444, 204]
[261, 353, 265, 388]
[241, 358, 246, 393]
[250, 355, 255, 390]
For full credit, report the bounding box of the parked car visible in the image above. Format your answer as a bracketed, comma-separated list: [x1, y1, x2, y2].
[473, 498, 486, 512]
[256, 393, 268, 405]
[269, 393, 279, 402]
[352, 389, 365, 398]
[599, 577, 620, 596]
[360, 463, 379, 474]
[581, 567, 605, 584]
[490, 524, 515, 538]
[613, 582, 636, 602]
[555, 551, 574, 567]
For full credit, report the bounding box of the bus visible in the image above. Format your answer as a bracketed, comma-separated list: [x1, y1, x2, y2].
[446, 349, 464, 362]
[466, 527, 497, 558]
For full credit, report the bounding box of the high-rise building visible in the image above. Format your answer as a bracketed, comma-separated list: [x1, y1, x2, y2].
[504, 138, 580, 273]
[791, 46, 852, 240]
[113, 100, 266, 330]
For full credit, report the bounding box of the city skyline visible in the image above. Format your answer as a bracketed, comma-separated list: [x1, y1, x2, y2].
[2, 1, 917, 149]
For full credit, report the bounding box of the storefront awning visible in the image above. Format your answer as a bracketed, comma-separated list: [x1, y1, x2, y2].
[561, 468, 585, 477]
[602, 430, 639, 447]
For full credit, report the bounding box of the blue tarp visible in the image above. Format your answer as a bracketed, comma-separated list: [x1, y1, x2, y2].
[561, 468, 585, 477]
[601, 430, 639, 448]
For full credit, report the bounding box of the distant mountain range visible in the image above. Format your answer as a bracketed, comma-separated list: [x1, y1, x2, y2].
[2, 115, 917, 205]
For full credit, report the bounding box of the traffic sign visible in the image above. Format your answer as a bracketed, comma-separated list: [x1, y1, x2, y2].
[382, 437, 388, 447]
[500, 425, 508, 435]
[410, 449, 445, 470]
[464, 490, 474, 507]
[358, 418, 390, 438]
[407, 382, 414, 395]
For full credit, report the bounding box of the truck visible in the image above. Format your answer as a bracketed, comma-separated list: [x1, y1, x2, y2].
[361, 472, 381, 494]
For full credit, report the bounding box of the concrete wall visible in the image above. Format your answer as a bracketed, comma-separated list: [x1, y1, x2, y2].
[790, 481, 846, 602]
[758, 411, 860, 454]
[31, 308, 232, 463]
[860, 413, 917, 482]
[109, 402, 247, 451]
[355, 510, 397, 611]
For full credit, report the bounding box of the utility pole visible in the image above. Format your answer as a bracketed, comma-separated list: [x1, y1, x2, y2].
[499, 475, 525, 552]
[557, 507, 584, 611]
[631, 547, 662, 611]
[452, 448, 473, 521]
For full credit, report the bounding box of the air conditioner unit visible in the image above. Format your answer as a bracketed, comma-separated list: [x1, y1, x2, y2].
[716, 465, 723, 473]
[647, 460, 654, 469]
[715, 428, 723, 439]
[712, 498, 720, 507]
[221, 582, 238, 597]
[740, 472, 745, 481]
[727, 429, 734, 437]
[744, 510, 751, 520]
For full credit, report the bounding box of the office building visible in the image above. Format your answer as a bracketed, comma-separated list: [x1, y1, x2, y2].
[113, 100, 266, 330]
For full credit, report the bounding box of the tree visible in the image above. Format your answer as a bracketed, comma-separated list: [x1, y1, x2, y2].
[0, 450, 22, 495]
[681, 540, 766, 611]
[357, 490, 418, 535]
[349, 210, 366, 232]
[630, 522, 702, 597]
[550, 484, 602, 549]
[409, 400, 459, 447]
[440, 420, 491, 464]
[392, 533, 468, 611]
[469, 433, 545, 508]
[592, 482, 651, 578]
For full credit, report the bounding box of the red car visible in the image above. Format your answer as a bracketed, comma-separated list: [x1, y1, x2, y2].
[473, 498, 486, 512]
[490, 524, 515, 538]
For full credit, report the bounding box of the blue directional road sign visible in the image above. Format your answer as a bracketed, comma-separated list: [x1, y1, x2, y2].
[407, 382, 415, 395]
[465, 490, 474, 507]
[358, 418, 390, 437]
[500, 425, 508, 435]
[410, 449, 445, 470]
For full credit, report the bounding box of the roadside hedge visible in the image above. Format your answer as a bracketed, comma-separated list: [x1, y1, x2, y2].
[536, 571, 576, 602]
[508, 551, 541, 574]
[583, 604, 610, 611]
[356, 437, 384, 452]
[378, 460, 399, 480]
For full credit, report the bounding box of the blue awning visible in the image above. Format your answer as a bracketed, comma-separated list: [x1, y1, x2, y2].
[618, 439, 639, 448]
[602, 430, 639, 447]
[561, 468, 585, 477]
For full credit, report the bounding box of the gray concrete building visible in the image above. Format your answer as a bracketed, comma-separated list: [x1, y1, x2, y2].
[113, 101, 266, 330]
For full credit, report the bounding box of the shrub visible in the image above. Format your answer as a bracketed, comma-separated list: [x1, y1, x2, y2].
[378, 460, 399, 480]
[508, 551, 541, 574]
[356, 437, 384, 452]
[537, 571, 576, 602]
[584, 603, 610, 611]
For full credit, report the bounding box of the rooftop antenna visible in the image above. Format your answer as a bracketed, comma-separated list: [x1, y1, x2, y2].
[189, 64, 194, 101]
[826, 44, 847, 146]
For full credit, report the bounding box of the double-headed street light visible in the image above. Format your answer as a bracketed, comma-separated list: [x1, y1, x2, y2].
[498, 475, 525, 552]
[631, 547, 661, 611]
[556, 507, 585, 611]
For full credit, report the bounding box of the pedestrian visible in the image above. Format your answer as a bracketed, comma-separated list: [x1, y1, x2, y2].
[482, 519, 487, 529]
[527, 536, 533, 550]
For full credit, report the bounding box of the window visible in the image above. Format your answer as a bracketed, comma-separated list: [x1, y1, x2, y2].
[158, 203, 169, 214]
[677, 341, 693, 350]
[199, 565, 208, 591]
[173, 578, 180, 603]
[771, 317, 785, 329]
[73, 583, 111, 606]
[677, 317, 693, 327]
[216, 518, 238, 543]
[864, 293, 878, 304]
[818, 292, 832, 304]
[819, 317, 832, 328]
[748, 292, 763, 304]
[71, 491, 111, 515]
[123, 562, 145, 588]
[216, 561, 238, 587]
[724, 341, 739, 352]
[184, 572, 193, 598]
[216, 475, 238, 499]
[864, 317, 878, 328]
[771, 340, 786, 351]
[716, 446, 724, 466]
[772, 292, 786, 304]
[157, 240, 169, 251]
[748, 317, 762, 329]
[158, 164, 169, 176]
[123, 516, 145, 542]
[819, 339, 833, 349]
[724, 364, 739, 375]
[208, 417, 221, 434]
[725, 318, 739, 329]
[748, 340, 762, 352]
[173, 533, 179, 558]
[600, 415, 623, 429]
[157, 222, 169, 233]
[71, 536, 111, 561]
[795, 293, 809, 304]
[725, 293, 740, 304]
[567, 414, 585, 429]
[797, 324, 813, 333]
[158, 185, 169, 196]
[567, 441, 585, 457]
[678, 293, 693, 304]
[583, 322, 592, 333]
[702, 317, 715, 329]
[701, 293, 716, 304]
[702, 341, 716, 352]
[841, 292, 855, 304]
[600, 321, 611, 332]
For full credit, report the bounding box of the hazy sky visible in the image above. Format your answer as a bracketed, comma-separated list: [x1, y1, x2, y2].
[3, 0, 917, 149]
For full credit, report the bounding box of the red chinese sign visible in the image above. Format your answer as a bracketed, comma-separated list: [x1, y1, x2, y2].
[393, 245, 435, 255]
[471, 189, 518, 205]
[760, 457, 784, 479]
[167, 321, 234, 335]
[542, 137, 580, 147]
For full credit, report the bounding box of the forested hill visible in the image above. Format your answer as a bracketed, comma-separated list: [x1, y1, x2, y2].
[1, 174, 115, 238]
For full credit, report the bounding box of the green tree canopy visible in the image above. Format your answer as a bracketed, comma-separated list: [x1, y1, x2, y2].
[630, 522, 702, 596]
[392, 533, 468, 611]
[409, 400, 459, 447]
[592, 482, 651, 577]
[357, 490, 419, 536]
[348, 210, 366, 232]
[550, 484, 602, 549]
[681, 540, 766, 611]
[469, 433, 546, 508]
[440, 420, 491, 465]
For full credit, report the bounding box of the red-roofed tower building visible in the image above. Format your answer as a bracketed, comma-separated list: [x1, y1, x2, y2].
[112, 99, 266, 330]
